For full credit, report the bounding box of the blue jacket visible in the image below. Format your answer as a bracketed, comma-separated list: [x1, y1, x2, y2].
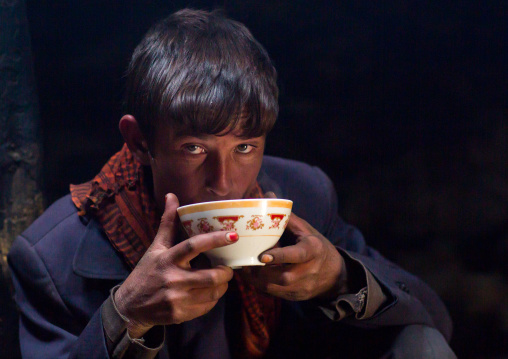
[8, 156, 452, 358]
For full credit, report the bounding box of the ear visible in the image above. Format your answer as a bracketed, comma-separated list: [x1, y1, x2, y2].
[119, 115, 151, 166]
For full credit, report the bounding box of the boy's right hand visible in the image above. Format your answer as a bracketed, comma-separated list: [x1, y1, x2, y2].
[114, 193, 236, 338]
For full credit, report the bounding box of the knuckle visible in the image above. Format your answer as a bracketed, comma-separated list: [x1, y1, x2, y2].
[210, 285, 224, 301]
[216, 231, 230, 244]
[313, 237, 325, 250]
[254, 278, 269, 292]
[159, 214, 177, 232]
[159, 215, 167, 227]
[287, 289, 309, 301]
[298, 250, 308, 262]
[309, 268, 320, 281]
[163, 290, 176, 304]
[304, 236, 322, 257]
[155, 254, 168, 271]
[279, 272, 293, 286]
[171, 308, 184, 324]
[159, 213, 171, 227]
[305, 233, 319, 244]
[162, 277, 175, 290]
[286, 291, 302, 301]
[294, 230, 306, 238]
[201, 303, 215, 317]
[302, 283, 313, 298]
[163, 267, 184, 287]
[206, 271, 220, 286]
[185, 237, 196, 253]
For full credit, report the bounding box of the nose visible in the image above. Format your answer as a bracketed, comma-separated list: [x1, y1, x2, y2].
[205, 153, 232, 198]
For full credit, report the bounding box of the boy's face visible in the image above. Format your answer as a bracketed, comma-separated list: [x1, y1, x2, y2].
[149, 123, 266, 209]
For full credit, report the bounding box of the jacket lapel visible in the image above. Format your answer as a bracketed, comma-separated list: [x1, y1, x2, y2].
[73, 217, 131, 280]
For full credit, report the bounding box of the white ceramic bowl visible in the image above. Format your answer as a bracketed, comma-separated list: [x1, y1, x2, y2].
[177, 198, 293, 268]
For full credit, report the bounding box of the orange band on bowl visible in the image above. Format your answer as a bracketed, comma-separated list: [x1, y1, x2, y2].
[177, 199, 293, 216]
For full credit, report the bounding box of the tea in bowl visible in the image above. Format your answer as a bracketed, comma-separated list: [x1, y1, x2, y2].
[177, 198, 293, 268]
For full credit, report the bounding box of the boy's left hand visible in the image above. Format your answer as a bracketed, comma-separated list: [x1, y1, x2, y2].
[240, 211, 348, 301]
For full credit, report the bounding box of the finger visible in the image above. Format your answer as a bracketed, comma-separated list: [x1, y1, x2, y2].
[264, 191, 277, 198]
[169, 299, 222, 325]
[186, 299, 223, 322]
[170, 231, 239, 264]
[260, 240, 315, 264]
[247, 266, 313, 301]
[188, 282, 230, 304]
[263, 282, 311, 301]
[181, 266, 234, 289]
[285, 211, 312, 234]
[153, 193, 180, 248]
[249, 264, 296, 286]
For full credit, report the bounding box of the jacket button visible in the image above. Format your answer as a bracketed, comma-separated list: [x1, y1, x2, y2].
[396, 281, 410, 294]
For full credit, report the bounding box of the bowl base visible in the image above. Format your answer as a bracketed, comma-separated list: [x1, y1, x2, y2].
[209, 256, 266, 269]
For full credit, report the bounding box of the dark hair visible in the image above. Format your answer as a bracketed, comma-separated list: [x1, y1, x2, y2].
[124, 9, 279, 146]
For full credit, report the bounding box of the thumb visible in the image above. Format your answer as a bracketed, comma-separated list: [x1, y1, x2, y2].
[153, 193, 180, 249]
[264, 191, 277, 199]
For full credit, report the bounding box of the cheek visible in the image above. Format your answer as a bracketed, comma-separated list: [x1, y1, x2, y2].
[236, 159, 263, 192]
[239, 166, 258, 184]
[152, 165, 204, 204]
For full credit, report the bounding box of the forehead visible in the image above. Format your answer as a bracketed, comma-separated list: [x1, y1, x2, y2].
[157, 120, 265, 141]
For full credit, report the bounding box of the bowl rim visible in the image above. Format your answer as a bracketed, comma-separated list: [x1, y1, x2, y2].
[177, 198, 293, 216]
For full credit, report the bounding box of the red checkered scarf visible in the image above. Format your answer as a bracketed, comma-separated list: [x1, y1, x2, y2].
[70, 143, 279, 358]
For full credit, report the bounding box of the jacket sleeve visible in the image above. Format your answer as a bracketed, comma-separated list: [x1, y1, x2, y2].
[8, 234, 111, 359]
[314, 166, 453, 341]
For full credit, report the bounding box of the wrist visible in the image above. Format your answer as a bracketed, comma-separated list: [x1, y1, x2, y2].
[315, 254, 348, 302]
[113, 285, 153, 338]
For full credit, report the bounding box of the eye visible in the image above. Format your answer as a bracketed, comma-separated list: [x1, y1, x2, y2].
[184, 145, 206, 154]
[235, 144, 254, 154]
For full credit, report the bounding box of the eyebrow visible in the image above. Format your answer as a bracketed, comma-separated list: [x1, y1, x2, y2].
[174, 131, 264, 140]
[176, 133, 210, 140]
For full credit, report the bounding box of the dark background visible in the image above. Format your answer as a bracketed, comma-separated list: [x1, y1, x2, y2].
[19, 0, 508, 357]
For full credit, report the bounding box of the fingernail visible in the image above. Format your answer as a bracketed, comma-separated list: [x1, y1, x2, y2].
[227, 232, 239, 243]
[261, 254, 273, 263]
